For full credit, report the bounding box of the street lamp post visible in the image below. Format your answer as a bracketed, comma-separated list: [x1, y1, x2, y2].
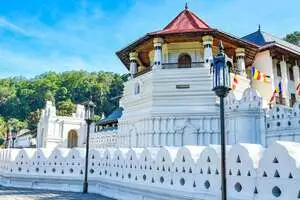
[11, 127, 17, 148]
[82, 99, 96, 194]
[212, 41, 232, 200]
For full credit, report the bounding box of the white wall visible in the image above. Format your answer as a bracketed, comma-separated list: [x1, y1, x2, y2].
[37, 101, 86, 149]
[265, 102, 300, 146]
[0, 141, 300, 200]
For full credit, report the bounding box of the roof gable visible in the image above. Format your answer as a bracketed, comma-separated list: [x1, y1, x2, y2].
[261, 31, 300, 53]
[243, 29, 300, 55]
[242, 30, 266, 46]
[154, 8, 210, 34]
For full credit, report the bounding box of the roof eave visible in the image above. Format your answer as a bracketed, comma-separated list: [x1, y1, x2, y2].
[97, 119, 118, 126]
[259, 42, 300, 56]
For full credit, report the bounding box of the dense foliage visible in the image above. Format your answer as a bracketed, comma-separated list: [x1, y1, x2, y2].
[0, 71, 126, 139]
[284, 31, 300, 46]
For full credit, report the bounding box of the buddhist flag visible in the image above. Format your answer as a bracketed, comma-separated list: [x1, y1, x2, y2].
[251, 66, 271, 83]
[232, 75, 238, 91]
[269, 89, 278, 103]
[296, 82, 300, 96]
[270, 82, 282, 104]
[263, 75, 271, 83]
[252, 66, 261, 80]
[278, 81, 283, 94]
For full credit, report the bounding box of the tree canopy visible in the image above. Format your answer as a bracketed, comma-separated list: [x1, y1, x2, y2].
[284, 31, 300, 46]
[0, 70, 126, 140]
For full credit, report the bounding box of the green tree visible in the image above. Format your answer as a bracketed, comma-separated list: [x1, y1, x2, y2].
[27, 109, 42, 131]
[0, 117, 8, 139]
[0, 70, 125, 138]
[284, 31, 300, 46]
[7, 118, 27, 132]
[56, 99, 76, 116]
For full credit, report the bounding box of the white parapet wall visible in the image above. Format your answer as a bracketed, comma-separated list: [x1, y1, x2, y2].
[0, 142, 299, 200]
[265, 102, 300, 146]
[90, 130, 118, 148]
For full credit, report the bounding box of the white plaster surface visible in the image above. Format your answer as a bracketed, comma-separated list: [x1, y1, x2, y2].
[1, 142, 300, 200]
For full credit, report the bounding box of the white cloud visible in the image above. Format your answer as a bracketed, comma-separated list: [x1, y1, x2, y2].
[0, 17, 29, 36]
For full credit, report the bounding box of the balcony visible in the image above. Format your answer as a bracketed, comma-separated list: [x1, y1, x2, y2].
[133, 62, 206, 78]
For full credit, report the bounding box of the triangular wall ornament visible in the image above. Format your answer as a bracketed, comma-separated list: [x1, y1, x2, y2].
[207, 167, 211, 174]
[263, 171, 267, 177]
[247, 171, 251, 176]
[229, 169, 232, 175]
[254, 187, 258, 194]
[288, 172, 293, 179]
[297, 190, 300, 198]
[273, 157, 279, 163]
[236, 155, 241, 163]
[215, 169, 219, 175]
[207, 157, 211, 163]
[237, 169, 241, 176]
[274, 170, 280, 178]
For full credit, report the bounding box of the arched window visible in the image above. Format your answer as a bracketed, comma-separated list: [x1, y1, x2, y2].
[178, 54, 192, 68]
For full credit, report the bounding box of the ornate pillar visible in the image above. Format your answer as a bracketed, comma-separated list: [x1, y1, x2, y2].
[293, 61, 300, 100]
[202, 35, 213, 65]
[129, 52, 138, 77]
[153, 38, 164, 70]
[280, 56, 289, 105]
[235, 48, 246, 75]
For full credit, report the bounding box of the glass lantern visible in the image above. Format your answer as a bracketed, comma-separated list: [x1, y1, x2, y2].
[11, 127, 17, 140]
[84, 99, 96, 121]
[212, 41, 232, 97]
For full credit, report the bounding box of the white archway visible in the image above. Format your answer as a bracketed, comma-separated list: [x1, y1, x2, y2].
[68, 130, 78, 148]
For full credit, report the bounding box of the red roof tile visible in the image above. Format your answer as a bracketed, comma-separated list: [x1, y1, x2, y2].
[152, 8, 210, 35]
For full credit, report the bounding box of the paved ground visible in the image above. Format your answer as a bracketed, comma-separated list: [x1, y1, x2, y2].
[0, 187, 115, 200]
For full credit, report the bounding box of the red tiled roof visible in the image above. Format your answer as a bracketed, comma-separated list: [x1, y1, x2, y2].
[152, 8, 211, 35]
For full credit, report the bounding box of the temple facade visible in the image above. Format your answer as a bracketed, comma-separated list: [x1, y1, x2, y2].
[9, 5, 300, 200]
[36, 6, 300, 149]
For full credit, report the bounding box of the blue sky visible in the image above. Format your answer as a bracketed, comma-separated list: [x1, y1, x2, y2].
[0, 0, 299, 78]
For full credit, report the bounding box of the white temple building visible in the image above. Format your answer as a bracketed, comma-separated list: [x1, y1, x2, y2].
[2, 6, 300, 200]
[36, 6, 300, 149]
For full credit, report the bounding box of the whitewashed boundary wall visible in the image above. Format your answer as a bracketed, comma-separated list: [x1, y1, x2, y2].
[265, 102, 300, 146]
[0, 142, 300, 200]
[90, 130, 118, 148]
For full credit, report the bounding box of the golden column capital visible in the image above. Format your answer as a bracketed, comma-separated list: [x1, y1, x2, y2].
[153, 37, 164, 45]
[235, 48, 245, 57]
[202, 35, 213, 42]
[129, 52, 139, 61]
